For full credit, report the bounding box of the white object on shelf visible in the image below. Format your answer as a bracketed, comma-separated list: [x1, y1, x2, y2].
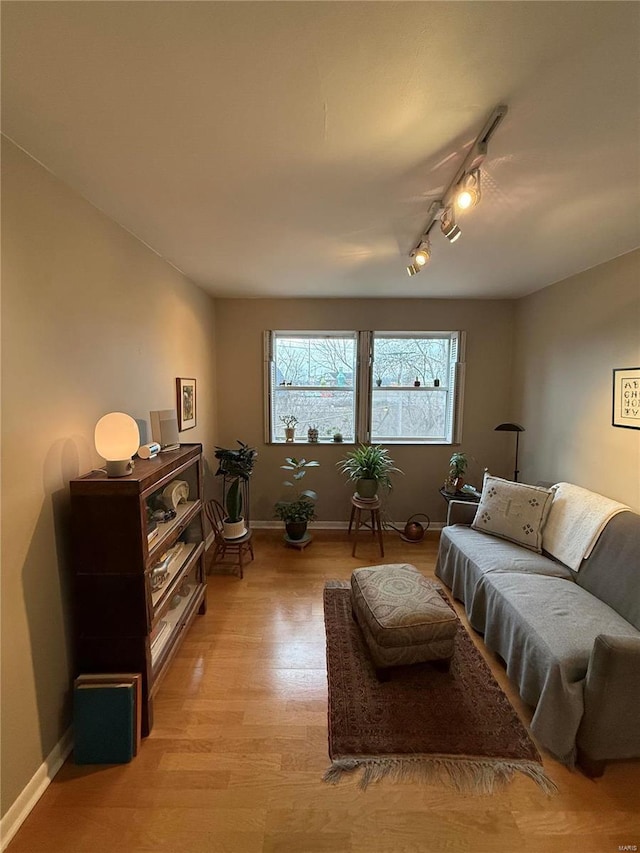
[162, 480, 189, 510]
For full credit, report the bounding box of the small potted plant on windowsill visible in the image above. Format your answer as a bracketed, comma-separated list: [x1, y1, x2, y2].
[274, 456, 319, 541]
[337, 444, 403, 499]
[280, 414, 298, 443]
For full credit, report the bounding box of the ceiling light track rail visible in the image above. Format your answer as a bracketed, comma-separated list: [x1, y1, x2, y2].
[407, 104, 508, 275]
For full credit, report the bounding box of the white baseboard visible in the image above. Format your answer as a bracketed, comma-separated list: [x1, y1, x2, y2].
[1, 727, 72, 851]
[250, 520, 444, 532]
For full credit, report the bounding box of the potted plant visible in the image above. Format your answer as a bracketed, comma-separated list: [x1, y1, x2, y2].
[447, 451, 468, 493]
[214, 441, 257, 538]
[337, 444, 403, 499]
[280, 414, 298, 443]
[274, 456, 319, 540]
[222, 477, 246, 538]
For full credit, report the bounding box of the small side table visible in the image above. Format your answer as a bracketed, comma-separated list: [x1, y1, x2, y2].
[348, 494, 384, 558]
[438, 487, 481, 505]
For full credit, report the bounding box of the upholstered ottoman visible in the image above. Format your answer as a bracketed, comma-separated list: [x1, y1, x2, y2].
[350, 564, 458, 678]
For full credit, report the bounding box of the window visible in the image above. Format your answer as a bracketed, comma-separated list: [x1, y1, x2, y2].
[266, 332, 358, 442]
[265, 330, 464, 444]
[370, 333, 463, 443]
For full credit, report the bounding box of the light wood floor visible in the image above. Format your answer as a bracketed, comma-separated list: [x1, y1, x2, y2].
[8, 531, 640, 853]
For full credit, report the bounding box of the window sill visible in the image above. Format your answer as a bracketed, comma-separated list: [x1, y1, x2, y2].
[270, 439, 355, 446]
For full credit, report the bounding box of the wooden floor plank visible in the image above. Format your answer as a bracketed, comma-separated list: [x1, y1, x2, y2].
[6, 529, 640, 852]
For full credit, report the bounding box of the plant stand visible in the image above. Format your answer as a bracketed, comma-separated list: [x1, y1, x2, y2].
[284, 532, 313, 550]
[348, 494, 384, 558]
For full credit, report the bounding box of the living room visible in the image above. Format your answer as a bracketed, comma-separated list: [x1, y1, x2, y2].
[2, 2, 639, 851]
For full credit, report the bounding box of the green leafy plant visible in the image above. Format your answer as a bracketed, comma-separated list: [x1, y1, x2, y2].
[274, 456, 319, 523]
[337, 444, 403, 490]
[214, 441, 257, 480]
[274, 496, 317, 523]
[449, 452, 468, 479]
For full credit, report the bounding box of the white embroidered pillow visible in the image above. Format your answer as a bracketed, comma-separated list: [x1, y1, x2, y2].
[471, 475, 554, 552]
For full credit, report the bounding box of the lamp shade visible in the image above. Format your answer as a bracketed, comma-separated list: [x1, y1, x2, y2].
[95, 412, 140, 477]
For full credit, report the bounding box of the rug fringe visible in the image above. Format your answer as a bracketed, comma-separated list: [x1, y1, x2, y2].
[323, 756, 558, 795]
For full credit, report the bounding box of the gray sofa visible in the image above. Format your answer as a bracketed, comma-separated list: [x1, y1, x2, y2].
[435, 499, 640, 775]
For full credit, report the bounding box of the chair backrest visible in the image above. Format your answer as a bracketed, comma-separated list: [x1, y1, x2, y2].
[204, 499, 227, 541]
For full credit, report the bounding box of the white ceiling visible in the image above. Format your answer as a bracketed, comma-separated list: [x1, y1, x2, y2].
[2, 2, 639, 299]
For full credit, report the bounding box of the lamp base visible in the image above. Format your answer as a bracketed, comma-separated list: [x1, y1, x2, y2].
[106, 459, 134, 478]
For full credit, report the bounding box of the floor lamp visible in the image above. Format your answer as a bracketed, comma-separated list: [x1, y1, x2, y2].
[494, 423, 525, 482]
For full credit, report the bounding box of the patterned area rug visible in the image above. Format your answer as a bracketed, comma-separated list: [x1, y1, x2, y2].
[323, 582, 556, 794]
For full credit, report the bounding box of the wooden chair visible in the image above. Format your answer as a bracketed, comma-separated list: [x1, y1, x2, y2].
[204, 499, 253, 579]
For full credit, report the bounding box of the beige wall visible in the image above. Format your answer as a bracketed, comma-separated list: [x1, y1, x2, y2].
[214, 298, 516, 527]
[513, 250, 640, 509]
[0, 138, 218, 817]
[4, 130, 636, 828]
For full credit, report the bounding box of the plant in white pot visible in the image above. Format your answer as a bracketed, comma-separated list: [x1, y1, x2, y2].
[280, 414, 298, 443]
[274, 456, 319, 541]
[337, 444, 402, 499]
[222, 477, 246, 538]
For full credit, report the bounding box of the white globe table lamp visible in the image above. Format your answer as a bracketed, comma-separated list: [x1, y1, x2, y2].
[95, 412, 140, 477]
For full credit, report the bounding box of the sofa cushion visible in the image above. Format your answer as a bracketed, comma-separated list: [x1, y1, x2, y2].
[481, 571, 638, 763]
[471, 475, 553, 552]
[436, 525, 575, 632]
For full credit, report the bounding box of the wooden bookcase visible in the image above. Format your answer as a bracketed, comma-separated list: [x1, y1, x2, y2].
[70, 443, 207, 736]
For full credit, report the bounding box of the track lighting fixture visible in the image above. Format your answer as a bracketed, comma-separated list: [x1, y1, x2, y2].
[455, 168, 481, 211]
[440, 207, 461, 243]
[413, 239, 431, 266]
[404, 105, 508, 273]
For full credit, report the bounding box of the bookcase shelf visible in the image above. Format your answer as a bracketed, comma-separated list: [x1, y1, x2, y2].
[70, 443, 207, 736]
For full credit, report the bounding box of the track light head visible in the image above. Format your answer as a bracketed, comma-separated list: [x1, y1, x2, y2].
[406, 263, 420, 276]
[440, 207, 461, 243]
[455, 168, 482, 211]
[411, 239, 431, 267]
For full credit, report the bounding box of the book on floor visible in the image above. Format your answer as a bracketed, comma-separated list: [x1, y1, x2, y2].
[73, 681, 136, 765]
[74, 673, 142, 755]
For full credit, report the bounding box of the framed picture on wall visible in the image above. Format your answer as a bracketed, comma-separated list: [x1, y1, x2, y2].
[612, 367, 640, 430]
[176, 377, 197, 431]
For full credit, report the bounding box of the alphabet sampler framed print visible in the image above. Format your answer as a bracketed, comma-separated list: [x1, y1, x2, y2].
[612, 367, 640, 430]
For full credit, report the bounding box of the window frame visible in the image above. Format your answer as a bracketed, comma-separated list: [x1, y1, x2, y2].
[264, 330, 359, 444]
[264, 329, 465, 445]
[367, 331, 465, 445]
